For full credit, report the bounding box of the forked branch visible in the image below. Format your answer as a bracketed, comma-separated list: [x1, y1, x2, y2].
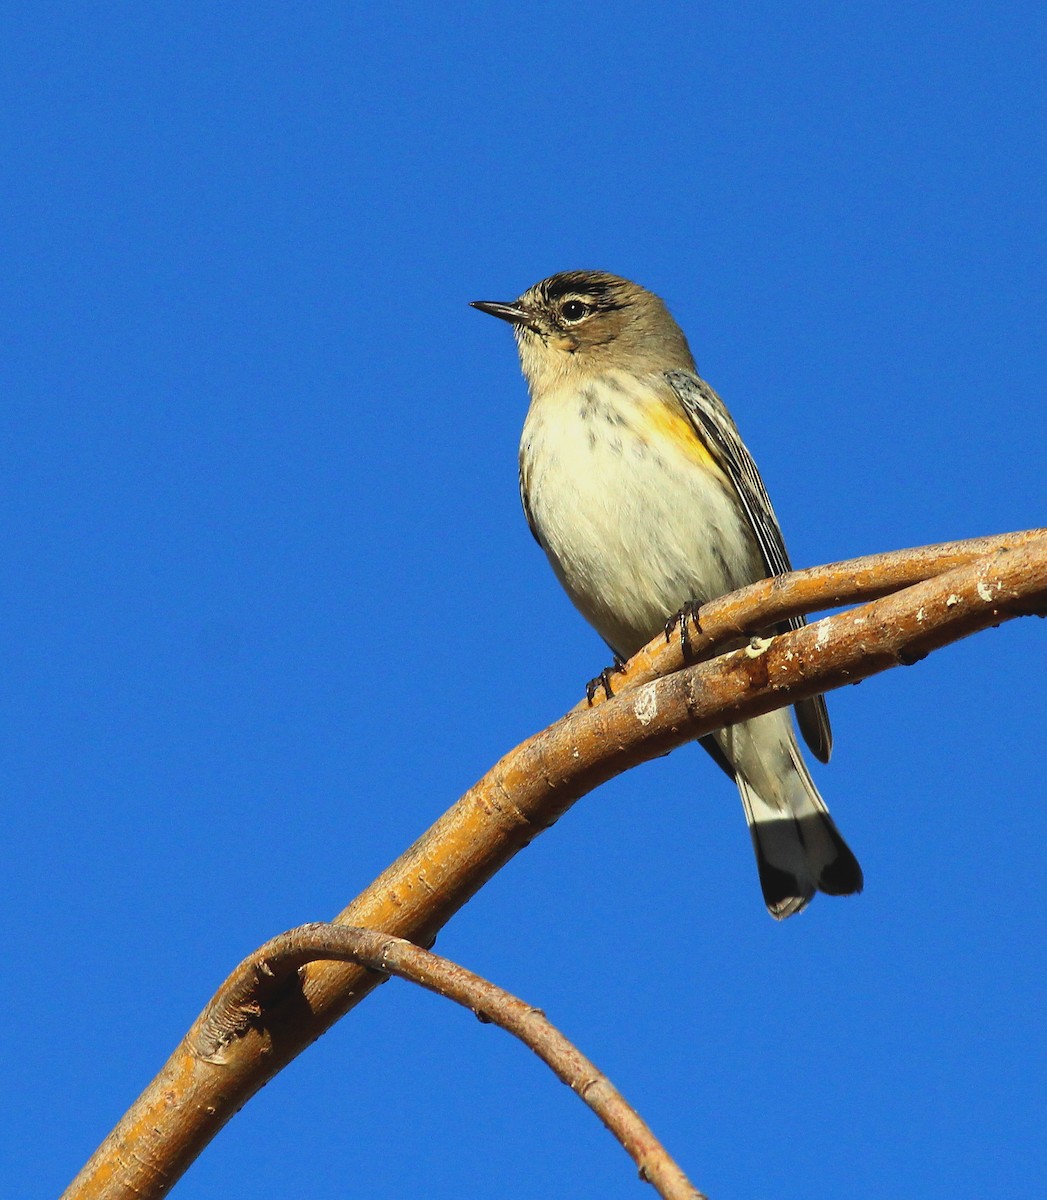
[63, 530, 1047, 1200]
[210, 924, 704, 1200]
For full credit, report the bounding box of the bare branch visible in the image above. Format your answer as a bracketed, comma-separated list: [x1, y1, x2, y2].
[576, 527, 1047, 712]
[206, 923, 705, 1200]
[63, 531, 1047, 1200]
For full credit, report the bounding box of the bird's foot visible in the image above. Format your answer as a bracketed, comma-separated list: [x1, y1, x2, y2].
[664, 600, 703, 659]
[585, 656, 628, 705]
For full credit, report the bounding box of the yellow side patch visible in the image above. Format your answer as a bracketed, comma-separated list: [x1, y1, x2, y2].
[643, 401, 726, 476]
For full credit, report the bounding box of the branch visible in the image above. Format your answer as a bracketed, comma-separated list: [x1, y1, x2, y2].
[574, 527, 1047, 712]
[209, 923, 704, 1200]
[63, 530, 1047, 1199]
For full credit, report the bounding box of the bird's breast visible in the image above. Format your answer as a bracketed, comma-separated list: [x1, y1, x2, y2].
[519, 373, 761, 658]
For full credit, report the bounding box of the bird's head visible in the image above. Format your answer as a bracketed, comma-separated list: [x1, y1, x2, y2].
[472, 270, 695, 393]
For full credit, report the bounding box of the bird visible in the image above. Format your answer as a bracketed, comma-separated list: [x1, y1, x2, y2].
[471, 270, 863, 918]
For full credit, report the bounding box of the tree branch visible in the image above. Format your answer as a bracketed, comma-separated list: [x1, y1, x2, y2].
[207, 923, 704, 1200]
[574, 526, 1047, 713]
[62, 530, 1047, 1200]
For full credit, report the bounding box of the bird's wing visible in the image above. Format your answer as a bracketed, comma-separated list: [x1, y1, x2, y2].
[519, 466, 543, 546]
[665, 369, 832, 763]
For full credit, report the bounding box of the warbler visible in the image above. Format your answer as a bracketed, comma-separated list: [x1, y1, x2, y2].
[472, 270, 863, 918]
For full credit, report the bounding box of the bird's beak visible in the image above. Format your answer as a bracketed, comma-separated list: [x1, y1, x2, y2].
[470, 299, 532, 326]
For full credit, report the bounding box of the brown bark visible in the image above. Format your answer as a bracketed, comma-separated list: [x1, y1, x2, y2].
[203, 924, 705, 1200]
[62, 530, 1047, 1199]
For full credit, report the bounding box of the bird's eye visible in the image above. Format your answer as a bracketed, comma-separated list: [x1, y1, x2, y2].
[561, 299, 589, 322]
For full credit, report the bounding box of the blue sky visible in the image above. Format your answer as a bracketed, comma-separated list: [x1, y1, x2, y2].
[4, 6, 1045, 1198]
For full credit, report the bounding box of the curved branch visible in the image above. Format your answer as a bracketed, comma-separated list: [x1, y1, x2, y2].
[63, 531, 1047, 1200]
[575, 527, 1047, 712]
[209, 923, 704, 1200]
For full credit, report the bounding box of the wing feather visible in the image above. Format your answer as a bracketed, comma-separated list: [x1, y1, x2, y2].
[665, 370, 832, 763]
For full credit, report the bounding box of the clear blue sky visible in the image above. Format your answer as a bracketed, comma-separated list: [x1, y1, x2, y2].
[4, 6, 1044, 1198]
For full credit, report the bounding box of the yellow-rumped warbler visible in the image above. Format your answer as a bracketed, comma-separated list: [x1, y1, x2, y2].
[472, 270, 862, 918]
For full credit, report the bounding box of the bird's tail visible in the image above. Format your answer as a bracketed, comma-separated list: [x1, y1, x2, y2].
[714, 711, 863, 919]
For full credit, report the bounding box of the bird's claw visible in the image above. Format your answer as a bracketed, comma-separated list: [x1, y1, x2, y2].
[585, 656, 628, 705]
[664, 600, 703, 659]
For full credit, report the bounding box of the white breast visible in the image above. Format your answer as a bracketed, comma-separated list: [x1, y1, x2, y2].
[520, 374, 762, 658]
